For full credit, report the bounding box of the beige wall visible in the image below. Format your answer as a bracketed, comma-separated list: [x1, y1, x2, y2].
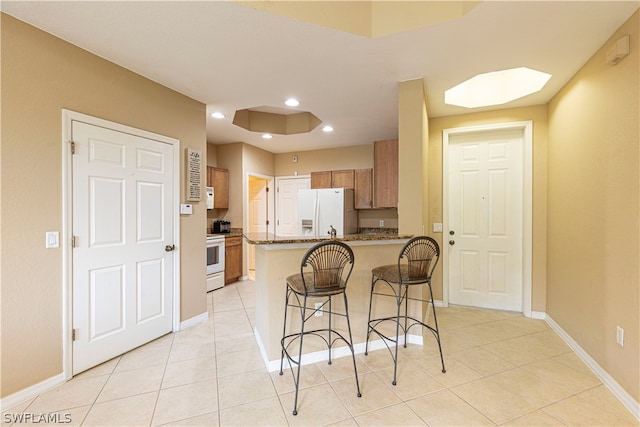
[547, 10, 639, 401]
[211, 142, 276, 228]
[398, 79, 429, 235]
[1, 15, 207, 398]
[274, 144, 373, 176]
[428, 105, 549, 306]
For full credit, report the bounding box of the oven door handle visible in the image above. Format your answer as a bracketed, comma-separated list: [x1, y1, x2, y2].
[165, 244, 176, 252]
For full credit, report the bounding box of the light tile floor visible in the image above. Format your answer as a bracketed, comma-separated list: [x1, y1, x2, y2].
[3, 280, 638, 426]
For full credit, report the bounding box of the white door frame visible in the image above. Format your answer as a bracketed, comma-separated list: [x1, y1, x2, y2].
[61, 110, 181, 380]
[442, 121, 533, 317]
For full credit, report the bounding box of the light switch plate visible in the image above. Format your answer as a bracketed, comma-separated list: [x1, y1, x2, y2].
[45, 231, 59, 248]
[433, 223, 443, 232]
[180, 204, 193, 215]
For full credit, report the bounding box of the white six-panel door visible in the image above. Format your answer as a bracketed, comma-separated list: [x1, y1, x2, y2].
[71, 120, 174, 374]
[448, 128, 524, 311]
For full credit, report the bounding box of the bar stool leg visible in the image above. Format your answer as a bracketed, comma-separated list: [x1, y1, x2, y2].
[279, 287, 291, 375]
[343, 292, 362, 397]
[392, 283, 403, 386]
[402, 285, 410, 348]
[428, 283, 446, 373]
[292, 295, 308, 416]
[327, 296, 333, 365]
[364, 275, 376, 356]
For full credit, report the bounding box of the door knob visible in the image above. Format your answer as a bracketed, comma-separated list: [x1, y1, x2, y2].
[449, 230, 455, 235]
[165, 245, 176, 252]
[449, 240, 455, 245]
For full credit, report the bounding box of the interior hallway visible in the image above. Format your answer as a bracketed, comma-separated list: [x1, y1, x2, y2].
[2, 280, 636, 426]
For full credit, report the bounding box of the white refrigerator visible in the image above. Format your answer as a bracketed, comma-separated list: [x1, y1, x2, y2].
[298, 188, 357, 237]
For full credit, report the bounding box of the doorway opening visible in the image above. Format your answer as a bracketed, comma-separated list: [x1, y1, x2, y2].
[246, 174, 274, 280]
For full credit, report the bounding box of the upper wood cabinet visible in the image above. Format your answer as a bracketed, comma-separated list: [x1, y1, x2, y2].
[310, 171, 332, 189]
[311, 170, 355, 189]
[207, 166, 229, 209]
[354, 168, 373, 209]
[373, 139, 398, 208]
[331, 170, 355, 189]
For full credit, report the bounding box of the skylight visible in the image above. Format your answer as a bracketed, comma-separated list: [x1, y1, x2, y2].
[445, 67, 552, 108]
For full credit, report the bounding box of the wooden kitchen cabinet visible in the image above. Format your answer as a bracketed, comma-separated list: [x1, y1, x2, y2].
[207, 166, 229, 209]
[373, 139, 398, 208]
[310, 171, 332, 189]
[224, 235, 242, 285]
[331, 170, 355, 189]
[354, 168, 373, 209]
[311, 170, 355, 189]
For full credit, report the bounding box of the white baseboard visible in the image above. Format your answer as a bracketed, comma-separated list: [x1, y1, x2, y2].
[179, 311, 209, 330]
[254, 326, 422, 372]
[0, 373, 66, 412]
[530, 310, 546, 320]
[545, 315, 640, 421]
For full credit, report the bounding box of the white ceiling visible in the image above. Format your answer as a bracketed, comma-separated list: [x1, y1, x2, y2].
[2, 1, 638, 153]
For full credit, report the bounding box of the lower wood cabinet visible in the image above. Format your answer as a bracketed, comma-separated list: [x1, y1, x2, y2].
[225, 235, 242, 285]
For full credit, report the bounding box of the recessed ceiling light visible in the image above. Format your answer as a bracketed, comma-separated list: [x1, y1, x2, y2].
[284, 98, 300, 107]
[445, 67, 552, 108]
[211, 112, 226, 119]
[322, 125, 334, 132]
[262, 134, 273, 139]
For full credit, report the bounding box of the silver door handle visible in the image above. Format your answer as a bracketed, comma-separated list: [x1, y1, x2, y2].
[165, 245, 175, 252]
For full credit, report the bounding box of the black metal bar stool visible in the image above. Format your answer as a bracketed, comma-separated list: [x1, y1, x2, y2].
[364, 236, 445, 385]
[279, 240, 361, 415]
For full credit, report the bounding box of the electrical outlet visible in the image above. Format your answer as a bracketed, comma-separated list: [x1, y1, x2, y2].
[314, 302, 323, 317]
[379, 220, 385, 227]
[616, 326, 624, 346]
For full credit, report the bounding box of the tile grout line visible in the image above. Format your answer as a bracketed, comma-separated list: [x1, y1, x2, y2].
[147, 331, 175, 427]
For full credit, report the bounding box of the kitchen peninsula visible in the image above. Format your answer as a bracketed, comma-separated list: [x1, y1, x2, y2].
[244, 232, 429, 371]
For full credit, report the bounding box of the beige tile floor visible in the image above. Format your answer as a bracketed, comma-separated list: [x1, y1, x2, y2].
[3, 280, 638, 426]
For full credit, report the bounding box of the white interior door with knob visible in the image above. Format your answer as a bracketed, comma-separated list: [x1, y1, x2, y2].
[447, 128, 524, 312]
[275, 177, 310, 236]
[71, 119, 175, 374]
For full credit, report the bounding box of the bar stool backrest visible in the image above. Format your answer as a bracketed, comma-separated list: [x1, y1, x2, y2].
[399, 236, 440, 283]
[300, 241, 354, 294]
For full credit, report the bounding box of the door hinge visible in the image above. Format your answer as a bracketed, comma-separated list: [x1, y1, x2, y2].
[266, 187, 269, 192]
[72, 329, 77, 341]
[266, 220, 270, 225]
[70, 141, 76, 155]
[71, 236, 77, 247]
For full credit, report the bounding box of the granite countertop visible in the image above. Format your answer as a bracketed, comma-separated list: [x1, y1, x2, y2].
[243, 232, 413, 245]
